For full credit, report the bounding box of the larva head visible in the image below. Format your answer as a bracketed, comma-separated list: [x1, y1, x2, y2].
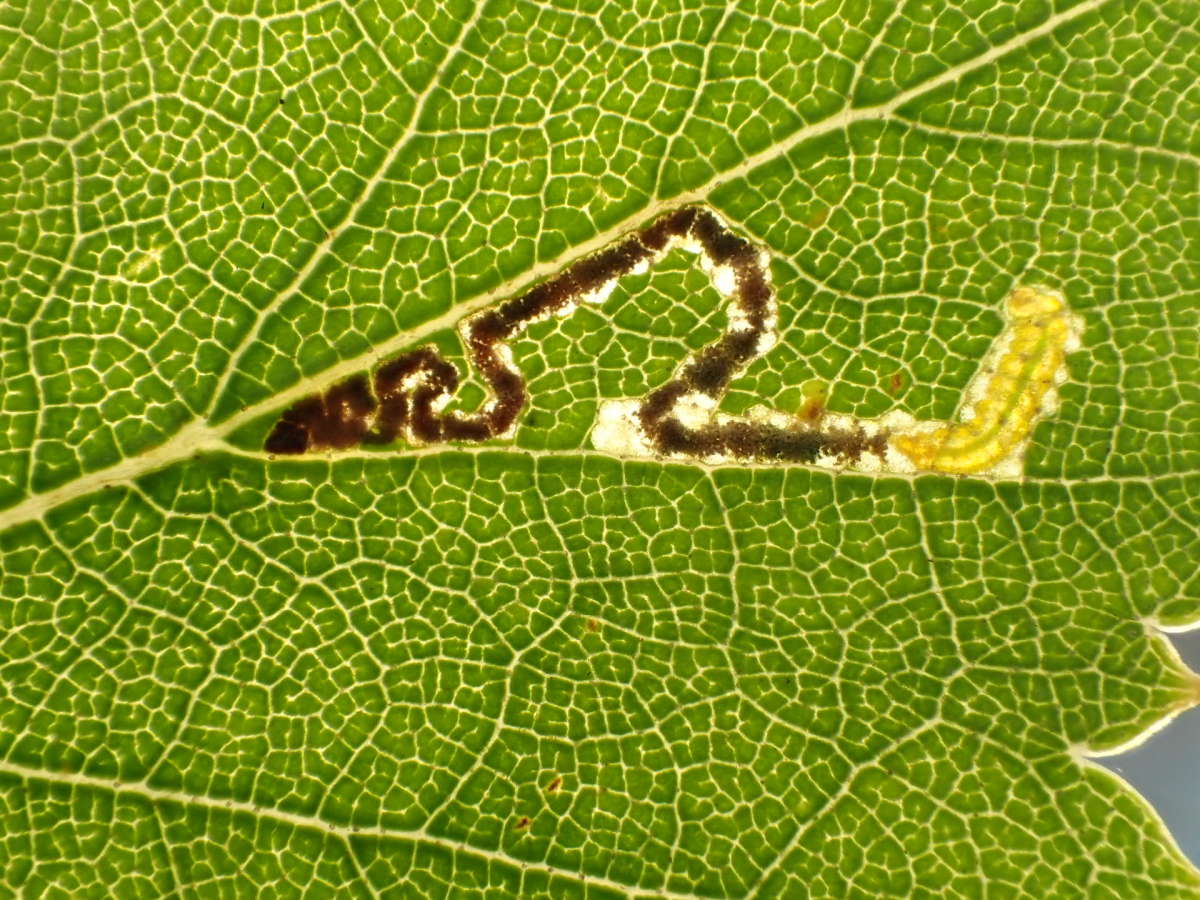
[1006, 286, 1064, 321]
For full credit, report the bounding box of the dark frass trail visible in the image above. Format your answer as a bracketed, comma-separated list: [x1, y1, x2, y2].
[265, 206, 886, 464]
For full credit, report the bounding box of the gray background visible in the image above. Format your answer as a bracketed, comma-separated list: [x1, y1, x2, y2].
[1098, 629, 1200, 865]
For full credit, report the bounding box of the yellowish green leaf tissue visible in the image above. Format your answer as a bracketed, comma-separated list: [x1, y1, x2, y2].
[2, 0, 1200, 896]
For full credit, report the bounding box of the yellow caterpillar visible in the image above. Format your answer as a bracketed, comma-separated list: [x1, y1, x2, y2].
[891, 287, 1073, 475]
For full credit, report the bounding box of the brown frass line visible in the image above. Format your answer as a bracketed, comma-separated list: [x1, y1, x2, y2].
[264, 206, 887, 464]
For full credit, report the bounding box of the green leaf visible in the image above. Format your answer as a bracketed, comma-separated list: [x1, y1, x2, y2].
[2, 0, 1200, 896]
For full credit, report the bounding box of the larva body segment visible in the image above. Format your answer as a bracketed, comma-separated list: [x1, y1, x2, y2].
[891, 287, 1074, 475]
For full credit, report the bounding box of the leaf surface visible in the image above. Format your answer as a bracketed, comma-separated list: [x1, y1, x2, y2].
[2, 0, 1200, 896]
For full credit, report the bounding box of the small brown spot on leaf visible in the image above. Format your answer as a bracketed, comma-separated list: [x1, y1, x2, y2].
[798, 382, 828, 424]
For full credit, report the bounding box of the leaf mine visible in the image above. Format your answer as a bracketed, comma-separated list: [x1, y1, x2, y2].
[265, 207, 1081, 479]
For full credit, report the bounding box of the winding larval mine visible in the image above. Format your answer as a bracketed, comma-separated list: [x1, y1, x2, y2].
[265, 206, 886, 466]
[265, 208, 1079, 481]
